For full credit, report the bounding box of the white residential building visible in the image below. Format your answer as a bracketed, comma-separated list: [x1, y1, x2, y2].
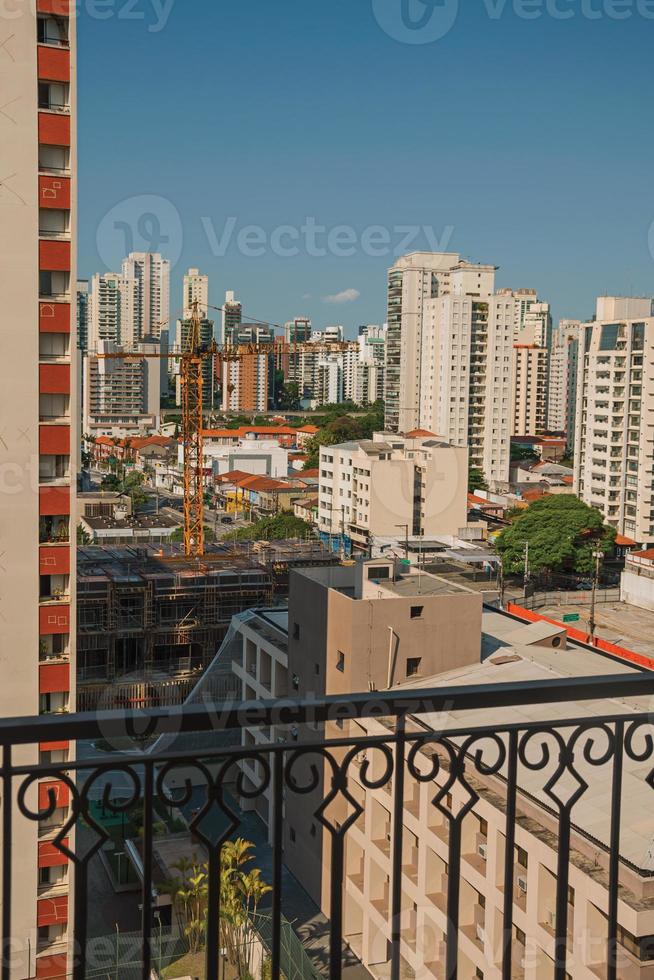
[512, 344, 549, 436]
[318, 431, 468, 549]
[173, 316, 216, 407]
[310, 325, 344, 343]
[284, 317, 312, 344]
[384, 253, 514, 488]
[573, 304, 654, 543]
[222, 290, 243, 344]
[548, 320, 583, 434]
[121, 251, 170, 341]
[83, 341, 161, 437]
[183, 267, 209, 318]
[88, 272, 138, 348]
[177, 437, 288, 479]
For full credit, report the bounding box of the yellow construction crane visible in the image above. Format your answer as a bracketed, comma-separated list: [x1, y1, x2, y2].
[96, 301, 355, 558]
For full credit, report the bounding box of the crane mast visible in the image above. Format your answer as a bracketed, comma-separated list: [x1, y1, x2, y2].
[181, 301, 205, 558]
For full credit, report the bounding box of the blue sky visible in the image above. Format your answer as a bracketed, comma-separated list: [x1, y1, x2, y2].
[78, 0, 654, 336]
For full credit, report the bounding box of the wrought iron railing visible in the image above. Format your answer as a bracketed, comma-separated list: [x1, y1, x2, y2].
[2, 673, 654, 980]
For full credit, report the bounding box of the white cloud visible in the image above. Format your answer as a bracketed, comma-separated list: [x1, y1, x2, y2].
[321, 288, 360, 305]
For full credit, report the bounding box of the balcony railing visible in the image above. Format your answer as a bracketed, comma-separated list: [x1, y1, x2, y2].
[2, 673, 654, 980]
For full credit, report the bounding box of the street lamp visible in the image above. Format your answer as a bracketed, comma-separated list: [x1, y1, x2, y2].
[589, 550, 605, 644]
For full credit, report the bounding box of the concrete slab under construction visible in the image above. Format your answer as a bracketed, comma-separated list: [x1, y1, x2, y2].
[76, 539, 337, 710]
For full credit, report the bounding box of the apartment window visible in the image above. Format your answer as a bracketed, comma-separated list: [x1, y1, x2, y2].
[406, 658, 422, 677]
[515, 845, 528, 869]
[410, 605, 424, 619]
[336, 651, 345, 673]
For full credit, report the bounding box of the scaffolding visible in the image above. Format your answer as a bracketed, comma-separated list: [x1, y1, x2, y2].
[76, 540, 337, 709]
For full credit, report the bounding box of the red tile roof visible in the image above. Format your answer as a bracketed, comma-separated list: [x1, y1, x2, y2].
[615, 534, 637, 547]
[215, 469, 254, 483]
[632, 548, 654, 560]
[296, 425, 319, 434]
[405, 428, 438, 438]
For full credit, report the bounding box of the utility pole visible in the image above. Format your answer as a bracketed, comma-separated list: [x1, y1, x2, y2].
[498, 555, 506, 609]
[589, 549, 604, 644]
[396, 524, 409, 561]
[523, 540, 530, 595]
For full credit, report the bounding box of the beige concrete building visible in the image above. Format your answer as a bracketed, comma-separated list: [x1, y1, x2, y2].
[384, 253, 516, 488]
[318, 432, 469, 551]
[232, 558, 483, 906]
[82, 341, 161, 437]
[573, 303, 654, 543]
[620, 547, 654, 612]
[512, 345, 549, 436]
[338, 611, 654, 979]
[548, 319, 582, 436]
[0, 1, 77, 975]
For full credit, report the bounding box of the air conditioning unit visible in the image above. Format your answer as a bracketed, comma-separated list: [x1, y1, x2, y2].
[545, 908, 556, 929]
[478, 842, 488, 860]
[517, 875, 528, 893]
[475, 923, 485, 943]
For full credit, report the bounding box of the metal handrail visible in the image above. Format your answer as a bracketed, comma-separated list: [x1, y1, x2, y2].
[1, 671, 654, 745]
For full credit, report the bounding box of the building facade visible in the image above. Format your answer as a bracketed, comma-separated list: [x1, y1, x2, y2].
[384, 253, 514, 488]
[83, 341, 161, 437]
[0, 1, 77, 974]
[182, 267, 208, 318]
[548, 320, 582, 435]
[573, 304, 654, 543]
[512, 345, 549, 436]
[318, 432, 469, 549]
[88, 272, 138, 348]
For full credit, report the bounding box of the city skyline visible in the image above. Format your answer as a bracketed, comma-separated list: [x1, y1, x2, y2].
[77, 1, 654, 331]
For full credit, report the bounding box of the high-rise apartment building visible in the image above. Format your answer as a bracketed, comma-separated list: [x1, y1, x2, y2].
[174, 316, 215, 407]
[222, 290, 243, 344]
[548, 319, 582, 435]
[182, 267, 209, 319]
[83, 342, 161, 437]
[0, 2, 77, 974]
[88, 272, 139, 348]
[310, 325, 344, 344]
[76, 279, 88, 353]
[573, 300, 654, 543]
[121, 251, 170, 341]
[221, 353, 270, 413]
[284, 317, 312, 344]
[512, 345, 550, 436]
[385, 253, 514, 488]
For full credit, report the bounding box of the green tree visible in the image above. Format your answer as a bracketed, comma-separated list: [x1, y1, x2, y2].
[170, 526, 216, 543]
[468, 466, 488, 493]
[76, 523, 91, 545]
[278, 380, 301, 410]
[496, 495, 616, 577]
[226, 511, 314, 542]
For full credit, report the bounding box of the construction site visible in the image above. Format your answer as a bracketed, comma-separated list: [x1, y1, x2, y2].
[76, 539, 336, 710]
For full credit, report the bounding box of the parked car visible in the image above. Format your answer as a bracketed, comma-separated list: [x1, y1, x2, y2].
[221, 516, 233, 524]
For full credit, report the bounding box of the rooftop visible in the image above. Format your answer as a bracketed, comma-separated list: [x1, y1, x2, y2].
[395, 608, 654, 870]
